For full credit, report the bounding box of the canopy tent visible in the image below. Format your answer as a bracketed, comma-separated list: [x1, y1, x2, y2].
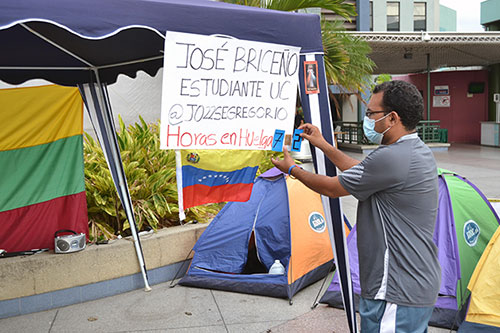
[0, 1, 356, 331]
[0, 0, 324, 86]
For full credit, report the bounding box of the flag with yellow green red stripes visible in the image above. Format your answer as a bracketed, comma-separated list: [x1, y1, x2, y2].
[0, 85, 87, 252]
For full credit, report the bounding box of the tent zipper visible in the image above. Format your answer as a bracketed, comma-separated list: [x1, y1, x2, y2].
[252, 195, 266, 266]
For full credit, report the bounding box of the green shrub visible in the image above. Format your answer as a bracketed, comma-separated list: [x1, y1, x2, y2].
[84, 117, 221, 241]
[257, 150, 284, 175]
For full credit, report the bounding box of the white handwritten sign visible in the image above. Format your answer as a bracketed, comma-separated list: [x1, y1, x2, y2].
[160, 31, 301, 150]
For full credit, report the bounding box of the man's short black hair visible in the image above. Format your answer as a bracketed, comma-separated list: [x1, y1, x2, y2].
[373, 80, 423, 130]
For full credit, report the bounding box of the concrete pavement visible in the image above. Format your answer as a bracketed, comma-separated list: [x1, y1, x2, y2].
[1, 143, 498, 333]
[0, 275, 451, 333]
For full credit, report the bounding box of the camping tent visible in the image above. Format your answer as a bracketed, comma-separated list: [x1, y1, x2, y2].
[320, 169, 500, 329]
[0, 1, 356, 329]
[458, 226, 500, 332]
[179, 168, 349, 301]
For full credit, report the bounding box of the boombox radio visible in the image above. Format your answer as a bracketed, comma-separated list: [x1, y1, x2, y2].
[54, 230, 86, 254]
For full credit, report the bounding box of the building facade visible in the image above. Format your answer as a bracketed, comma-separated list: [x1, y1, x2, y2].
[439, 5, 456, 31]
[369, 0, 440, 32]
[481, 0, 500, 123]
[331, 1, 461, 144]
[320, 0, 456, 33]
[481, 0, 500, 30]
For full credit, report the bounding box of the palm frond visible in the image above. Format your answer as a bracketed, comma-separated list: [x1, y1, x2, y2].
[321, 19, 374, 94]
[265, 0, 355, 20]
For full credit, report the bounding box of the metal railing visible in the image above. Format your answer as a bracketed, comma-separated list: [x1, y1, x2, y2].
[417, 120, 441, 143]
[334, 121, 369, 145]
[334, 120, 442, 144]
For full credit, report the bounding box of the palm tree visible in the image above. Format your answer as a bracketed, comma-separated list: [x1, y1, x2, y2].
[222, 0, 375, 94]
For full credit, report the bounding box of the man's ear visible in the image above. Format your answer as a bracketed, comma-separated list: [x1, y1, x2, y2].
[390, 111, 400, 124]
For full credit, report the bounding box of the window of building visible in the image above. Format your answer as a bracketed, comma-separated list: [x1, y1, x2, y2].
[369, 1, 373, 31]
[387, 2, 400, 31]
[414, 2, 427, 31]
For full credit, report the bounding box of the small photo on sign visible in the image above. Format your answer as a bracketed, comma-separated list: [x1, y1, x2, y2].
[304, 61, 319, 94]
[284, 134, 292, 146]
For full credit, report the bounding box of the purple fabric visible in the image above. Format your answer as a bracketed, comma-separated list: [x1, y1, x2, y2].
[433, 176, 460, 296]
[259, 167, 283, 179]
[327, 224, 361, 294]
[435, 295, 459, 310]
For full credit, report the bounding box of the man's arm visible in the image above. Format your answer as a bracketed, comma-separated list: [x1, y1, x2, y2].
[299, 123, 359, 172]
[271, 148, 350, 198]
[316, 140, 360, 172]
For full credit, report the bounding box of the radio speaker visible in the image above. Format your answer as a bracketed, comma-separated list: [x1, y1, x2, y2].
[54, 230, 86, 254]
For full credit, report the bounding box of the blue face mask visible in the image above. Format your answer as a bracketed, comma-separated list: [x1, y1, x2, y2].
[363, 113, 392, 145]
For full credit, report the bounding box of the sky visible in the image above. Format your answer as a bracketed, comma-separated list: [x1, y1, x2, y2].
[439, 0, 485, 32]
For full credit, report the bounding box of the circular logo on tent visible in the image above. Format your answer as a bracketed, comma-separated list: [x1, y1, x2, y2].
[464, 220, 480, 247]
[309, 212, 326, 233]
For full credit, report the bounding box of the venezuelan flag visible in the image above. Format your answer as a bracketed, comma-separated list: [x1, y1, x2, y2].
[180, 150, 264, 209]
[0, 85, 87, 252]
